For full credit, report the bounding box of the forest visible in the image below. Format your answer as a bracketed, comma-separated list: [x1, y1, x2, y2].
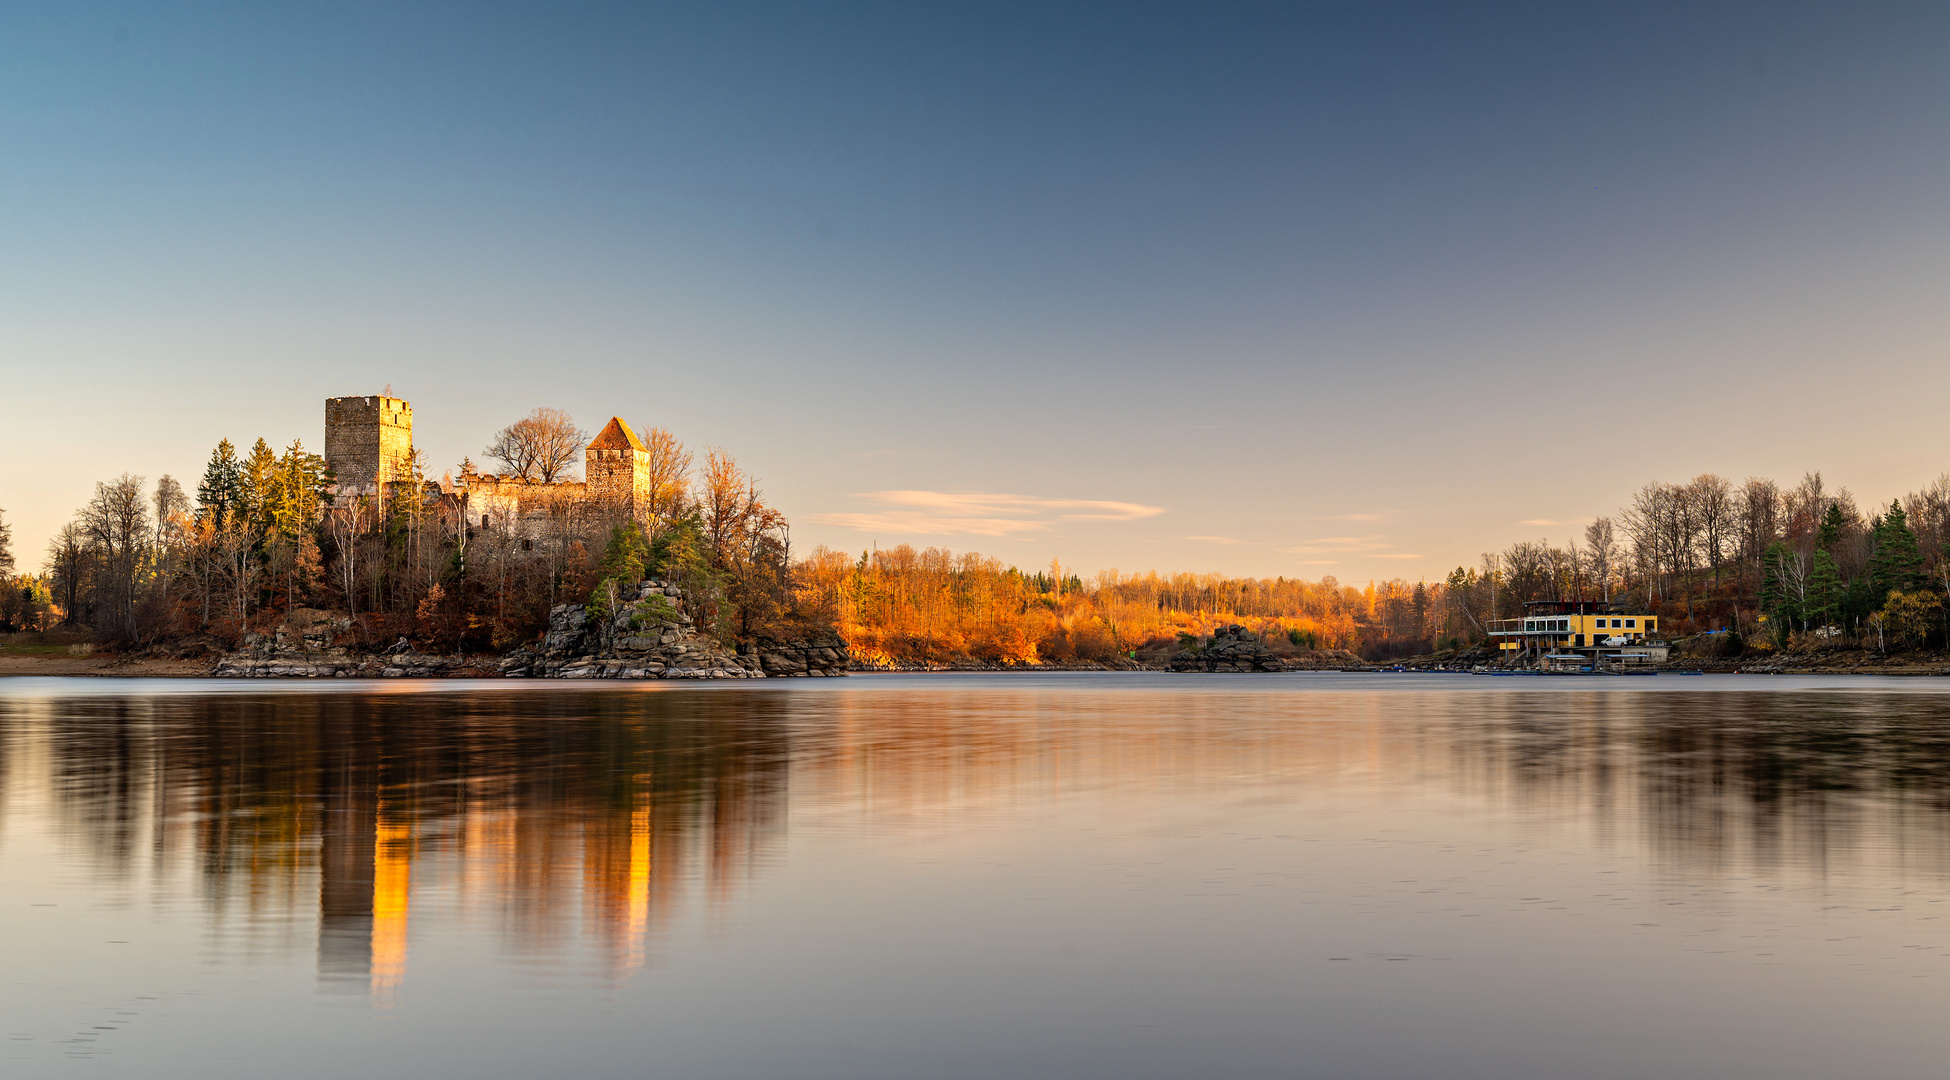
[0, 413, 815, 657]
[800, 471, 1950, 664]
[4, 457, 1949, 663]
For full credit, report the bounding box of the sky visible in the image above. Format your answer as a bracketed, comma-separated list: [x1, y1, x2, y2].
[3, 2, 1948, 583]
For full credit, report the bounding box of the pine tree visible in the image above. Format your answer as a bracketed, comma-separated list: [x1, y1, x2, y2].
[1869, 499, 1925, 603]
[196, 439, 245, 531]
[1806, 549, 1843, 629]
[1818, 503, 1848, 548]
[271, 439, 329, 535]
[0, 506, 13, 577]
[240, 438, 279, 535]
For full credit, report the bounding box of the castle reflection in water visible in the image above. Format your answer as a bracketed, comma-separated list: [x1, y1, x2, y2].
[9, 679, 1950, 1005]
[2, 688, 789, 1000]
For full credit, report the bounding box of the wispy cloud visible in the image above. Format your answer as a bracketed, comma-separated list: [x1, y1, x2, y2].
[1278, 534, 1391, 555]
[1303, 512, 1385, 523]
[810, 491, 1165, 537]
[1518, 518, 1584, 527]
[1184, 535, 1248, 544]
[1279, 534, 1421, 561]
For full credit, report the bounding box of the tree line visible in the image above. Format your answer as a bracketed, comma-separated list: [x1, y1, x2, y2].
[1442, 471, 1950, 651]
[798, 469, 1950, 665]
[792, 545, 1439, 665]
[10, 454, 1949, 660]
[4, 411, 817, 653]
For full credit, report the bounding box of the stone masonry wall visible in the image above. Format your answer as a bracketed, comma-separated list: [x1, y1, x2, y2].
[585, 447, 650, 514]
[325, 395, 414, 491]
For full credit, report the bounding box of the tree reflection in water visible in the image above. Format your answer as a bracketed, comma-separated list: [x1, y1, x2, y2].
[7, 680, 1950, 1004]
[5, 688, 791, 999]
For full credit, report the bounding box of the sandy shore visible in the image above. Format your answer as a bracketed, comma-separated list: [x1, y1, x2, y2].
[0, 654, 217, 678]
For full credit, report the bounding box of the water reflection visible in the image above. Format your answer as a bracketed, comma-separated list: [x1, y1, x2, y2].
[2, 689, 790, 1000]
[6, 677, 1950, 1007]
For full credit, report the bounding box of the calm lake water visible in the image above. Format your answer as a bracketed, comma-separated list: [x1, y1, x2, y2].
[4, 673, 1950, 1078]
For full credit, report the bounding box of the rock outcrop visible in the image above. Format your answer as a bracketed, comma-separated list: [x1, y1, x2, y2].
[1166, 625, 1369, 672]
[214, 608, 403, 677]
[216, 585, 850, 679]
[501, 580, 760, 679]
[1169, 624, 1282, 672]
[500, 580, 849, 679]
[752, 634, 852, 677]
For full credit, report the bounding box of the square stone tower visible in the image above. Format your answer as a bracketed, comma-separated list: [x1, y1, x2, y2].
[585, 416, 650, 514]
[325, 395, 414, 492]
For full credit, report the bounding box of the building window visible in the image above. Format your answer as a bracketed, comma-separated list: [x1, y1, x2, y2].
[1625, 619, 1636, 628]
[1645, 619, 1656, 631]
[1611, 619, 1621, 628]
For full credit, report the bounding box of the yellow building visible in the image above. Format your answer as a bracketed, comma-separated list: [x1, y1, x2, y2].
[1489, 601, 1660, 661]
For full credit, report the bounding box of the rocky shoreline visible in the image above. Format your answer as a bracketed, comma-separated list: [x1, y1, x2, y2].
[212, 580, 849, 680]
[846, 625, 1373, 673]
[23, 609, 1950, 679]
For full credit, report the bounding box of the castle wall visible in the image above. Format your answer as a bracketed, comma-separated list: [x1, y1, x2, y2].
[325, 399, 654, 527]
[325, 396, 414, 491]
[459, 473, 588, 530]
[585, 448, 650, 512]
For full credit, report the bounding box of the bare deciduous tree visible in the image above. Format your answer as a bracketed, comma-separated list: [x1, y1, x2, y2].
[77, 475, 151, 640]
[1688, 474, 1734, 588]
[153, 476, 190, 548]
[1737, 478, 1781, 582]
[1583, 517, 1617, 601]
[326, 498, 372, 620]
[638, 426, 693, 534]
[486, 407, 587, 483]
[45, 522, 86, 624]
[701, 448, 749, 558]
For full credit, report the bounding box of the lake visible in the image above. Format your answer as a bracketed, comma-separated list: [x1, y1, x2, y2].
[3, 672, 1949, 1078]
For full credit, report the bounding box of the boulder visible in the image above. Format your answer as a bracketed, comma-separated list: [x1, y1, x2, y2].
[1169, 625, 1286, 673]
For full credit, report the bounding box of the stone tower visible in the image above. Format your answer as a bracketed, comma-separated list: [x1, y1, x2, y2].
[324, 395, 415, 492]
[585, 417, 650, 515]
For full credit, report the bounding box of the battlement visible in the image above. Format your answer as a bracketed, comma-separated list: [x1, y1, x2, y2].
[325, 395, 414, 491]
[326, 398, 654, 524]
[586, 417, 651, 510]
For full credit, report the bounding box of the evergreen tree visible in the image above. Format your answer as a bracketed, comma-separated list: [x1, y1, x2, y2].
[1869, 499, 1925, 603]
[196, 439, 245, 531]
[1817, 503, 1848, 548]
[271, 439, 330, 535]
[587, 524, 655, 624]
[1806, 549, 1843, 628]
[0, 506, 13, 577]
[598, 523, 651, 584]
[1842, 575, 1876, 632]
[240, 437, 279, 534]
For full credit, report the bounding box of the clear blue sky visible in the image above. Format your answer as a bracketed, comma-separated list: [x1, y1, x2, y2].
[4, 3, 1948, 581]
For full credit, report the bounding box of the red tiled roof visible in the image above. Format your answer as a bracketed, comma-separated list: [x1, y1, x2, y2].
[588, 416, 645, 452]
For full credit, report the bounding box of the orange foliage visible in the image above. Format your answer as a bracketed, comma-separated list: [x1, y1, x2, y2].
[795, 544, 1443, 665]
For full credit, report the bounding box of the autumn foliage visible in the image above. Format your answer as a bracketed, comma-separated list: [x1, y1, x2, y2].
[794, 544, 1444, 665]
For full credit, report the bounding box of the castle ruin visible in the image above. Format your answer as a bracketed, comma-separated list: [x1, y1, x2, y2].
[324, 396, 415, 493]
[323, 395, 653, 525]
